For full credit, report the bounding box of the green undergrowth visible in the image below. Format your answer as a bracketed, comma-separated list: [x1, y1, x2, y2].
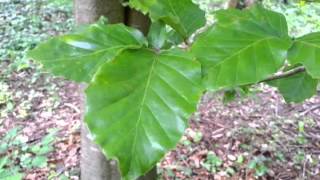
[0, 128, 58, 178]
[0, 0, 73, 72]
[0, 0, 73, 179]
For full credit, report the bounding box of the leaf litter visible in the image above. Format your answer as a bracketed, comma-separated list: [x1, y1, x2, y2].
[159, 85, 320, 179]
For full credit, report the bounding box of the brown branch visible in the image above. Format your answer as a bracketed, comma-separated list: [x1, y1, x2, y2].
[259, 66, 306, 83]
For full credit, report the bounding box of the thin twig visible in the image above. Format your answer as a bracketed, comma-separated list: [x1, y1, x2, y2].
[301, 104, 320, 116]
[259, 66, 306, 83]
[64, 103, 81, 114]
[242, 66, 306, 87]
[302, 158, 307, 179]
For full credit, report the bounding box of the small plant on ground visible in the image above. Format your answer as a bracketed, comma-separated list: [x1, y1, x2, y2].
[0, 127, 58, 179]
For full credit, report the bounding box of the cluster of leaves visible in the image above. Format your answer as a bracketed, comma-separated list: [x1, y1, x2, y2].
[0, 127, 57, 179]
[29, 0, 320, 179]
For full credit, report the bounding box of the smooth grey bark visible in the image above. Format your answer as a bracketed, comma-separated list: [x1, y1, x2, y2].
[74, 0, 124, 24]
[126, 9, 151, 35]
[75, 0, 156, 179]
[81, 123, 121, 180]
[75, 0, 123, 179]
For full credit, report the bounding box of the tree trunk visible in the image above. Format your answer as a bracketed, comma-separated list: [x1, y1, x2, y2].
[126, 9, 151, 35]
[81, 124, 121, 180]
[74, 0, 124, 24]
[76, 0, 124, 178]
[75, 0, 155, 179]
[228, 0, 256, 9]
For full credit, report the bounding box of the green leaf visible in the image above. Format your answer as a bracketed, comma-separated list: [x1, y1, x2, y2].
[191, 5, 291, 90]
[0, 143, 8, 154]
[206, 153, 222, 167]
[20, 155, 33, 169]
[31, 156, 47, 168]
[85, 48, 203, 180]
[0, 157, 8, 169]
[38, 146, 54, 155]
[288, 32, 320, 79]
[223, 90, 237, 103]
[236, 155, 245, 164]
[128, 0, 151, 14]
[269, 72, 318, 103]
[166, 29, 184, 47]
[248, 160, 257, 169]
[28, 23, 147, 82]
[255, 164, 268, 177]
[298, 121, 305, 133]
[147, 21, 184, 49]
[41, 130, 57, 145]
[1, 174, 23, 180]
[129, 0, 206, 38]
[147, 21, 167, 49]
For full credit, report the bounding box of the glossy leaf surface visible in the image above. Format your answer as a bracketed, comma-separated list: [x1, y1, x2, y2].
[288, 32, 320, 79]
[129, 0, 206, 38]
[147, 21, 167, 49]
[269, 72, 318, 103]
[147, 21, 184, 49]
[28, 23, 146, 82]
[85, 49, 203, 179]
[191, 5, 292, 90]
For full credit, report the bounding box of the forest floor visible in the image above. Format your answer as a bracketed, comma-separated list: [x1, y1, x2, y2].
[160, 87, 320, 180]
[1, 1, 320, 180]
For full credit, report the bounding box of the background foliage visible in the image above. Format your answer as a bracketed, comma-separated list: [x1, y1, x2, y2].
[1, 0, 76, 179]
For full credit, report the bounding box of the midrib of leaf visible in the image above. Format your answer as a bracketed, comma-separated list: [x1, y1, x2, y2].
[38, 45, 140, 62]
[129, 53, 158, 172]
[88, 48, 124, 79]
[166, 0, 188, 36]
[157, 57, 199, 87]
[297, 40, 320, 49]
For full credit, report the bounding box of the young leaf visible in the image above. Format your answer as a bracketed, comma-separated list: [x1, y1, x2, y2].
[129, 0, 206, 38]
[85, 48, 203, 180]
[147, 21, 167, 49]
[191, 5, 291, 90]
[28, 23, 146, 82]
[166, 29, 184, 47]
[268, 72, 318, 103]
[288, 32, 320, 79]
[147, 21, 184, 49]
